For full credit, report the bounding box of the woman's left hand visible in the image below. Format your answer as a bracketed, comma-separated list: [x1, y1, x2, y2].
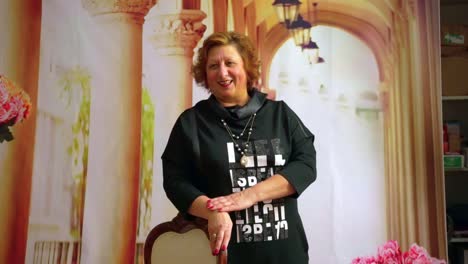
[207, 189, 257, 212]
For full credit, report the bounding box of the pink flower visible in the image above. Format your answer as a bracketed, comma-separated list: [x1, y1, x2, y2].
[429, 258, 446, 264]
[0, 101, 14, 124]
[0, 79, 8, 105]
[377, 240, 402, 264]
[402, 244, 446, 264]
[0, 76, 31, 125]
[352, 241, 446, 264]
[11, 92, 30, 123]
[352, 256, 383, 264]
[0, 75, 32, 142]
[5, 97, 21, 124]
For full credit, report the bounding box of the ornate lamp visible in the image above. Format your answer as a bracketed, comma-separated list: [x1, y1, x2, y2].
[301, 40, 320, 64]
[301, 2, 325, 64]
[289, 14, 312, 46]
[272, 0, 302, 27]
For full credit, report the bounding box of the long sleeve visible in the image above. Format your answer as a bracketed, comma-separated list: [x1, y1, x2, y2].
[276, 102, 317, 197]
[162, 115, 204, 214]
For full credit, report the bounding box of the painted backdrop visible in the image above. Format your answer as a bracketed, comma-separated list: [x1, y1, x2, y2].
[0, 0, 445, 263]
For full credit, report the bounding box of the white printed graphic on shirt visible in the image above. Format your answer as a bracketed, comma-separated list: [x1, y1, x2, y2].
[227, 138, 289, 243]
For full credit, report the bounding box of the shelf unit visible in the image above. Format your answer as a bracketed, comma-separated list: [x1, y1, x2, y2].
[443, 96, 468, 100]
[440, 2, 468, 262]
[451, 237, 468, 244]
[450, 237, 468, 243]
[443, 89, 468, 264]
[445, 168, 468, 172]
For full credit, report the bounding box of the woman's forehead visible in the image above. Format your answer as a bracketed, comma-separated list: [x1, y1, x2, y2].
[207, 45, 242, 60]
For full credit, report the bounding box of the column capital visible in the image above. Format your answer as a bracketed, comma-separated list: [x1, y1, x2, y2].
[148, 9, 206, 56]
[82, 0, 157, 16]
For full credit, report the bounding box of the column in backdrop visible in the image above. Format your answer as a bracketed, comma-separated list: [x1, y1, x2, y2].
[0, 0, 42, 263]
[145, 1, 206, 226]
[80, 1, 156, 263]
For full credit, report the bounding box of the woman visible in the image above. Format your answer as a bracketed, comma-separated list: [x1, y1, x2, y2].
[162, 31, 316, 263]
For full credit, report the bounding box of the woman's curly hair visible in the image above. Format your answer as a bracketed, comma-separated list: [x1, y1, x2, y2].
[192, 31, 261, 91]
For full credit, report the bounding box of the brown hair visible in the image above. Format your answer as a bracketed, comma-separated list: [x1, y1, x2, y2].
[192, 31, 260, 91]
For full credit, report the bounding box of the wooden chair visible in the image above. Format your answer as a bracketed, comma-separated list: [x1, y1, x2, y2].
[144, 213, 228, 264]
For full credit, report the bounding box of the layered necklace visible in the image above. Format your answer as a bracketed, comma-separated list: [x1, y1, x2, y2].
[221, 113, 257, 167]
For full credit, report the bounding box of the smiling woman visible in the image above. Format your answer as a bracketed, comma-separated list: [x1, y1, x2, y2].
[162, 31, 317, 264]
[204, 45, 249, 107]
[192, 32, 260, 103]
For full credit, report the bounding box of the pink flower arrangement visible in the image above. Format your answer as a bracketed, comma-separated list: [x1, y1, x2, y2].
[0, 75, 31, 142]
[352, 240, 446, 264]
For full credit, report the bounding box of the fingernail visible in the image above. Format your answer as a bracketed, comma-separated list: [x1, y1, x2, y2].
[214, 249, 219, 255]
[218, 208, 222, 212]
[221, 245, 226, 251]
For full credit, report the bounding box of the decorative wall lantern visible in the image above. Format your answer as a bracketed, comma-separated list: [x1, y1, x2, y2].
[273, 1, 326, 65]
[272, 0, 302, 27]
[302, 40, 324, 64]
[289, 14, 312, 46]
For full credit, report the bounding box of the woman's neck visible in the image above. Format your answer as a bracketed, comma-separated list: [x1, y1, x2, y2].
[217, 92, 250, 107]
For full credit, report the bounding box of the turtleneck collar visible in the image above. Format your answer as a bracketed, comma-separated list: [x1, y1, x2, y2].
[207, 89, 267, 120]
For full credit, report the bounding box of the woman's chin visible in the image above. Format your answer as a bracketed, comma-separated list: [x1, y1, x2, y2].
[215, 87, 235, 97]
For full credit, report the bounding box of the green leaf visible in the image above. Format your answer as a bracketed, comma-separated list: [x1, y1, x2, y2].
[0, 125, 14, 143]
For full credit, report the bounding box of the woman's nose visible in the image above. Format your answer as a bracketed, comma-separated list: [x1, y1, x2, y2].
[218, 64, 228, 76]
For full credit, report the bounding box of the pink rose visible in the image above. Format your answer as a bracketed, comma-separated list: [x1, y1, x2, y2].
[402, 244, 446, 264]
[377, 240, 402, 264]
[12, 94, 30, 123]
[0, 101, 14, 124]
[353, 241, 446, 264]
[0, 80, 8, 105]
[352, 256, 383, 264]
[6, 96, 22, 124]
[429, 257, 446, 264]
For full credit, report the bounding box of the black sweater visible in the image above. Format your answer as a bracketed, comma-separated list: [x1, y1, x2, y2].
[162, 90, 316, 264]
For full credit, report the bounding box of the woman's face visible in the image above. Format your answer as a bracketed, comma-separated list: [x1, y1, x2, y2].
[206, 44, 248, 106]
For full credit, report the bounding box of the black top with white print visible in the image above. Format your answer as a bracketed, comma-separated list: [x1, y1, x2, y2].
[162, 89, 316, 264]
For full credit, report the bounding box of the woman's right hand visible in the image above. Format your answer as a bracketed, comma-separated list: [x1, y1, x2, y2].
[207, 211, 232, 256]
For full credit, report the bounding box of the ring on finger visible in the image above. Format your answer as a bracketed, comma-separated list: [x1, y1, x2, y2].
[212, 233, 217, 239]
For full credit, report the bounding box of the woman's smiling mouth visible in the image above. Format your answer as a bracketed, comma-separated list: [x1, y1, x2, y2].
[218, 80, 233, 88]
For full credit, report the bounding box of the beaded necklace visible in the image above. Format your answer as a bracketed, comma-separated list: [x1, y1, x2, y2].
[221, 113, 256, 167]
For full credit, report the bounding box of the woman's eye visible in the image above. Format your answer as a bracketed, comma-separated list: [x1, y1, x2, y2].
[209, 64, 218, 69]
[226, 61, 235, 66]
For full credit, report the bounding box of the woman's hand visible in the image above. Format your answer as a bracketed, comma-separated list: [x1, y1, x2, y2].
[207, 189, 257, 213]
[207, 211, 232, 256]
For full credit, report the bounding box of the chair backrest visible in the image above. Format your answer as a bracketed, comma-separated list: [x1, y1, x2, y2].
[144, 213, 227, 264]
